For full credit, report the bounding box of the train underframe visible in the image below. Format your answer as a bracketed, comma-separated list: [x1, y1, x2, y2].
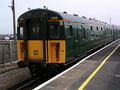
[18, 60, 61, 77]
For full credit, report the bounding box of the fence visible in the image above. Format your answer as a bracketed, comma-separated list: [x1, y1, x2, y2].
[0, 40, 18, 67]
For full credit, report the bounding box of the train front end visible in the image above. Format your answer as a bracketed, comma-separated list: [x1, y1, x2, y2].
[17, 9, 66, 76]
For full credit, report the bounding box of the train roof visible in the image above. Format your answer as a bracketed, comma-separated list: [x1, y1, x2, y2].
[40, 9, 110, 27]
[19, 9, 119, 28]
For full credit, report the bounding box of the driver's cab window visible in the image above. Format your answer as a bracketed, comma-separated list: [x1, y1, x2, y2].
[20, 27, 23, 38]
[50, 21, 60, 38]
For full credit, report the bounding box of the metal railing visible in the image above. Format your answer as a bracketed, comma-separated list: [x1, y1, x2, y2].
[0, 40, 18, 67]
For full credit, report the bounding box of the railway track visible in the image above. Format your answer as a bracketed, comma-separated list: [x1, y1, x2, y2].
[7, 69, 63, 90]
[8, 77, 41, 90]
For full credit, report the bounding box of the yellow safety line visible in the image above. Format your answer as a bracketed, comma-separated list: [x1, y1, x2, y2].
[78, 44, 120, 90]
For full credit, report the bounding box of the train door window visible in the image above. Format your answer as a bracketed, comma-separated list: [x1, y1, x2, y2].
[111, 28, 113, 35]
[105, 29, 107, 36]
[90, 26, 93, 30]
[50, 22, 60, 38]
[69, 25, 73, 36]
[96, 27, 99, 31]
[106, 28, 109, 36]
[83, 28, 86, 39]
[108, 28, 109, 36]
[78, 29, 81, 40]
[81, 26, 86, 39]
[90, 26, 95, 39]
[66, 25, 73, 36]
[96, 27, 99, 38]
[104, 28, 106, 36]
[101, 27, 103, 36]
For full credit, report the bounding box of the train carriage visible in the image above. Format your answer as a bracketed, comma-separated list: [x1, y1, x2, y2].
[17, 9, 120, 76]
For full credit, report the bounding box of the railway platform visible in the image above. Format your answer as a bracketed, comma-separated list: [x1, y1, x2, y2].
[34, 38, 120, 90]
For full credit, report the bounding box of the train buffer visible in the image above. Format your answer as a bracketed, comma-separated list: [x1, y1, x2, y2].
[34, 38, 120, 90]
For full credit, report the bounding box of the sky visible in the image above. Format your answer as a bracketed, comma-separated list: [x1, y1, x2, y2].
[1, 0, 120, 34]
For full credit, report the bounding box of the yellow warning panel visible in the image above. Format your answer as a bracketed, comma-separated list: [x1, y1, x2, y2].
[28, 40, 43, 60]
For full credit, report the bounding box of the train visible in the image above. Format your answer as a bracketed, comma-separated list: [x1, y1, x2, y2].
[17, 9, 120, 76]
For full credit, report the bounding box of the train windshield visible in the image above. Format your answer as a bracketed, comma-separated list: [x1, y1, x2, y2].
[50, 21, 60, 38]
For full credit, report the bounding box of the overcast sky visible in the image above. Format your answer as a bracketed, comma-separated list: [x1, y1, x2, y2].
[1, 0, 120, 34]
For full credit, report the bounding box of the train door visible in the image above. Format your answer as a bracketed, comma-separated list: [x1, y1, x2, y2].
[24, 13, 48, 65]
[65, 25, 74, 61]
[74, 28, 79, 57]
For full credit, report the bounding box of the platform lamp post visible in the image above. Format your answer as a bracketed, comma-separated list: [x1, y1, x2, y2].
[9, 0, 16, 41]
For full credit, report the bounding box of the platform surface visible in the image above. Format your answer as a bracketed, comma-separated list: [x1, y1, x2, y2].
[39, 38, 120, 90]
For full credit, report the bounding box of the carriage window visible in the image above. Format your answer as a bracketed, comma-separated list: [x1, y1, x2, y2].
[50, 22, 60, 38]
